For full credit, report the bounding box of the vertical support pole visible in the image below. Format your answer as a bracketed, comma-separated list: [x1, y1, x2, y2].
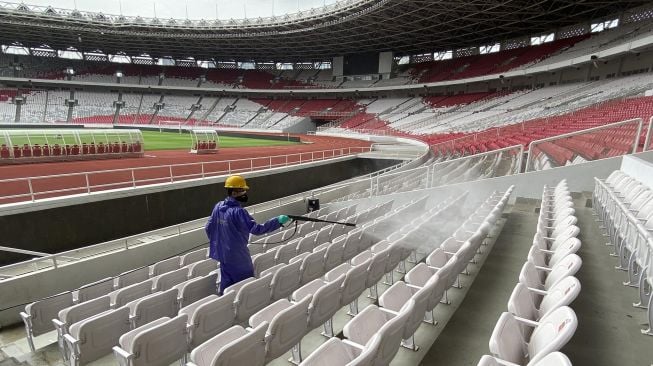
[644, 116, 653, 151]
[86, 174, 92, 193]
[633, 119, 644, 154]
[28, 178, 35, 202]
[169, 166, 173, 182]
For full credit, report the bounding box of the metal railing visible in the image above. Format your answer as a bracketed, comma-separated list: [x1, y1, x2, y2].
[525, 118, 643, 172]
[429, 144, 523, 187]
[0, 146, 371, 205]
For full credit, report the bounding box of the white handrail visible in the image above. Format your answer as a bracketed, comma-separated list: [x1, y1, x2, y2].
[0, 146, 372, 204]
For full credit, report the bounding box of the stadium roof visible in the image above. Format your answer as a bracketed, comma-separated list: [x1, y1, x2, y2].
[0, 0, 650, 62]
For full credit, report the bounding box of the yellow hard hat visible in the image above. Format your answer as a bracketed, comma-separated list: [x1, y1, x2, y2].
[224, 175, 249, 190]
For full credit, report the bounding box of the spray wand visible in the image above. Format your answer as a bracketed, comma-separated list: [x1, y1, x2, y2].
[249, 215, 356, 245]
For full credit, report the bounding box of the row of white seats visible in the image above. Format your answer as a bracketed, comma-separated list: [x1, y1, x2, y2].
[251, 202, 358, 246]
[250, 202, 393, 278]
[300, 187, 514, 366]
[593, 171, 653, 335]
[20, 246, 212, 353]
[109, 196, 435, 366]
[58, 202, 388, 365]
[184, 193, 471, 366]
[481, 180, 581, 365]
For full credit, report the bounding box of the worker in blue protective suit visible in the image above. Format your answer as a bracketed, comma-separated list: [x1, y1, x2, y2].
[205, 175, 290, 295]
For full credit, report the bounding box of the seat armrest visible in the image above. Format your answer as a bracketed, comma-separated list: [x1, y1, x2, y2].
[64, 334, 80, 357]
[341, 339, 366, 350]
[526, 287, 547, 295]
[513, 315, 540, 328]
[113, 346, 134, 366]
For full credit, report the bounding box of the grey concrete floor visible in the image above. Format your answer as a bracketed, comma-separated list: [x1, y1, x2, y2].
[420, 199, 538, 365]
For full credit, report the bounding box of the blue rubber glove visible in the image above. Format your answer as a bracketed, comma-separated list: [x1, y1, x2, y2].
[278, 215, 290, 225]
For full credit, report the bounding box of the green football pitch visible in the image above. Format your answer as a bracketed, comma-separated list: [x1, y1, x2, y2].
[140, 131, 299, 150]
[2, 130, 299, 150]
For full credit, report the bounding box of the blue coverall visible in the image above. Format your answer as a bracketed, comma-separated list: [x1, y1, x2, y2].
[205, 196, 281, 294]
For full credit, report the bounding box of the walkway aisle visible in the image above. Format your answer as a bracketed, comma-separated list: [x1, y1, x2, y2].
[420, 198, 539, 365]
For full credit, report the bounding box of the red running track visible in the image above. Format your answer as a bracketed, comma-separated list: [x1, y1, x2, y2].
[0, 134, 371, 204]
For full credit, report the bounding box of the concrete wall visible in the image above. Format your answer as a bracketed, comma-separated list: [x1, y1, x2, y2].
[0, 157, 399, 265]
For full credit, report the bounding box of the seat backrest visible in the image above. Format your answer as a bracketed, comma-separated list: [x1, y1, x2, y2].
[548, 239, 581, 267]
[153, 267, 190, 291]
[275, 243, 297, 265]
[151, 256, 181, 276]
[507, 283, 537, 338]
[130, 288, 179, 328]
[342, 231, 363, 261]
[270, 261, 302, 301]
[340, 260, 370, 305]
[297, 232, 317, 254]
[402, 285, 430, 340]
[527, 306, 577, 365]
[265, 294, 312, 361]
[384, 243, 403, 271]
[181, 247, 208, 266]
[366, 249, 390, 287]
[128, 314, 189, 366]
[116, 267, 149, 288]
[184, 291, 236, 348]
[488, 312, 526, 364]
[188, 259, 218, 278]
[300, 248, 327, 285]
[235, 274, 273, 323]
[315, 226, 333, 247]
[426, 248, 448, 268]
[76, 278, 114, 303]
[253, 250, 277, 277]
[59, 295, 111, 328]
[25, 292, 74, 336]
[424, 270, 449, 312]
[373, 299, 414, 366]
[518, 261, 543, 291]
[111, 280, 153, 307]
[308, 275, 345, 328]
[212, 322, 268, 366]
[538, 276, 580, 318]
[324, 241, 346, 272]
[177, 273, 218, 308]
[69, 307, 130, 364]
[544, 254, 581, 289]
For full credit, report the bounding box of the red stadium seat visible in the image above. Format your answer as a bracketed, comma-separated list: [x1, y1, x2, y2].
[65, 145, 72, 155]
[0, 144, 9, 158]
[13, 145, 21, 158]
[22, 144, 32, 157]
[52, 144, 61, 156]
[97, 142, 105, 154]
[71, 145, 80, 155]
[42, 144, 50, 156]
[82, 143, 89, 155]
[88, 142, 96, 154]
[112, 142, 120, 153]
[121, 142, 129, 153]
[32, 144, 42, 157]
[133, 141, 142, 152]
